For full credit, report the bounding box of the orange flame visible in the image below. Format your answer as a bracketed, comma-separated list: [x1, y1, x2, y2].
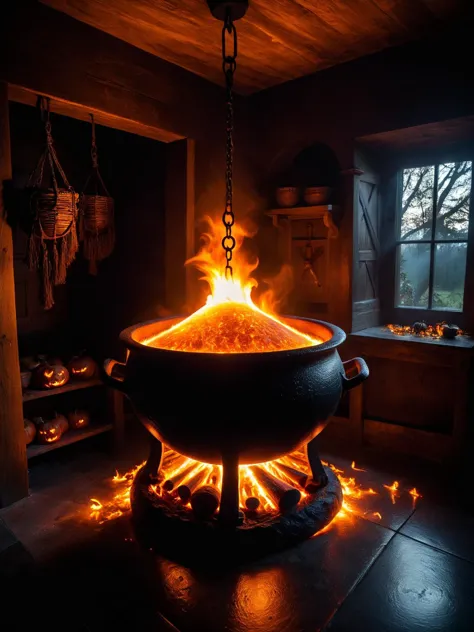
[141, 217, 321, 353]
[88, 450, 421, 533]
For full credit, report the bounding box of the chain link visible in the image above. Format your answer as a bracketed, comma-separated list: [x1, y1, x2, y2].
[221, 11, 237, 279]
[90, 113, 98, 169]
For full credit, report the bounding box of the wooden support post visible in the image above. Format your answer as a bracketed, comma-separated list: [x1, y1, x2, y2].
[0, 82, 28, 506]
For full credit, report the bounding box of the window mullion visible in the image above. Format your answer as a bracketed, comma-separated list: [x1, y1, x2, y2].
[428, 164, 439, 309]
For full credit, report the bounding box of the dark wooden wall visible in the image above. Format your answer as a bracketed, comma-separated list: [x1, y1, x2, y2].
[9, 101, 167, 361]
[249, 22, 474, 332]
[247, 22, 474, 458]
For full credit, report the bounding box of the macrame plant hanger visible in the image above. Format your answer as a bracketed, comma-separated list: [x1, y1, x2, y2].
[80, 114, 115, 275]
[27, 97, 79, 310]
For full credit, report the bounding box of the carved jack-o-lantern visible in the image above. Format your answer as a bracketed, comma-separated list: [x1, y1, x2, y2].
[34, 416, 63, 444]
[67, 409, 90, 430]
[24, 418, 36, 445]
[68, 355, 98, 380]
[32, 363, 70, 390]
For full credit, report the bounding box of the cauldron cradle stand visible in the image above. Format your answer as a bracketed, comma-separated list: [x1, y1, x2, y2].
[136, 432, 330, 526]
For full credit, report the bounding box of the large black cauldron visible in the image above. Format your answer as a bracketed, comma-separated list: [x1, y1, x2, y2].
[104, 315, 368, 465]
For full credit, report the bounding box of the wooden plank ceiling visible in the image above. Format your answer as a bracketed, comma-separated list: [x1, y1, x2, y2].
[41, 0, 461, 95]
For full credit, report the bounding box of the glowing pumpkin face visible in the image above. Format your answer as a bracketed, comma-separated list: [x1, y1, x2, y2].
[68, 356, 98, 380]
[32, 364, 69, 389]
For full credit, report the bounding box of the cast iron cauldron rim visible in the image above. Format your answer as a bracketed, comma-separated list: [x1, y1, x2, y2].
[118, 314, 346, 360]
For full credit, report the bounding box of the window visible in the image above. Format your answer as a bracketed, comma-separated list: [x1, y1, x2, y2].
[396, 161, 472, 312]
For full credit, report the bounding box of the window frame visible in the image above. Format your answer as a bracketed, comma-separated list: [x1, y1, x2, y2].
[381, 147, 474, 330]
[395, 161, 471, 312]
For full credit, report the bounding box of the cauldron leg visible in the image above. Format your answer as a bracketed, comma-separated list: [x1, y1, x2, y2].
[306, 437, 328, 489]
[143, 436, 163, 481]
[219, 452, 240, 526]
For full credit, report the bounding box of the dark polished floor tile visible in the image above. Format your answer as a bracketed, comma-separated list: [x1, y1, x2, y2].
[16, 511, 393, 632]
[321, 452, 417, 531]
[151, 517, 394, 632]
[400, 503, 474, 563]
[326, 533, 474, 632]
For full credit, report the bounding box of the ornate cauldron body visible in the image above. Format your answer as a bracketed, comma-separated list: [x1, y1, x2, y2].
[104, 316, 368, 465]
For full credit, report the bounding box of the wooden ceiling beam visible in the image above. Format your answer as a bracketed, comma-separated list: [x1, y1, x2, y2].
[1, 0, 225, 142]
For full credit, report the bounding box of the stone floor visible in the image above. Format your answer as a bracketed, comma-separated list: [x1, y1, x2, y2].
[1, 427, 474, 632]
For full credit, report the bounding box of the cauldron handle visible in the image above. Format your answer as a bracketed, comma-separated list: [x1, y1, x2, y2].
[341, 357, 369, 390]
[103, 358, 128, 393]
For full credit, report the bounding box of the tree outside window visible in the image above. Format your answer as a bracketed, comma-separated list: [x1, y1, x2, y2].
[396, 161, 472, 311]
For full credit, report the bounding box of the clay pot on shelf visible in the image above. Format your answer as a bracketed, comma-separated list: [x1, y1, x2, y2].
[20, 356, 41, 371]
[20, 371, 32, 390]
[34, 416, 63, 444]
[68, 354, 98, 380]
[31, 362, 70, 390]
[276, 187, 299, 208]
[67, 409, 91, 430]
[303, 186, 332, 205]
[24, 419, 36, 445]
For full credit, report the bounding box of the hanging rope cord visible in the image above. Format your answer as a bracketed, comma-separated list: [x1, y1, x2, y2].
[221, 11, 237, 279]
[83, 114, 111, 197]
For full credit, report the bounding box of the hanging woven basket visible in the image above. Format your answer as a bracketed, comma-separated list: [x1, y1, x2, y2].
[79, 114, 115, 275]
[31, 187, 78, 239]
[26, 98, 79, 310]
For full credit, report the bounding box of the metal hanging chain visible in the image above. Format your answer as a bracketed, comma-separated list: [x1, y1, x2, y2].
[90, 113, 98, 169]
[221, 10, 237, 279]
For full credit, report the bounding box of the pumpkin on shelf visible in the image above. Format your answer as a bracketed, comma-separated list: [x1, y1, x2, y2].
[31, 362, 70, 390]
[67, 409, 91, 430]
[24, 419, 36, 445]
[68, 354, 98, 380]
[34, 416, 63, 444]
[54, 413, 69, 435]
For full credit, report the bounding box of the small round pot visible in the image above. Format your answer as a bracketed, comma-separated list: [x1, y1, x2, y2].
[276, 187, 299, 207]
[20, 371, 32, 390]
[304, 186, 332, 205]
[104, 316, 368, 465]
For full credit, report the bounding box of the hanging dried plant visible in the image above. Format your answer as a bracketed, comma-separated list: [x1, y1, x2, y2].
[27, 97, 79, 309]
[79, 114, 115, 275]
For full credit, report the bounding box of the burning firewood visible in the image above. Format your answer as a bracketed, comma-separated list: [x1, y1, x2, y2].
[252, 466, 301, 513]
[190, 485, 220, 519]
[177, 468, 208, 502]
[273, 462, 308, 488]
[162, 461, 197, 491]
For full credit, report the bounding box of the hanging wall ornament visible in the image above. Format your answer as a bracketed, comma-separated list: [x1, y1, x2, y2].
[27, 97, 79, 309]
[79, 114, 115, 275]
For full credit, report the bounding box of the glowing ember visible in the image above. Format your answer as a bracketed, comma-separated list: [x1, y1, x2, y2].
[385, 322, 464, 338]
[142, 217, 321, 353]
[89, 450, 421, 533]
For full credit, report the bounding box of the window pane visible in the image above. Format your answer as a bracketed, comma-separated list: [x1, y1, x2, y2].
[432, 243, 467, 311]
[397, 243, 430, 307]
[436, 161, 472, 240]
[400, 166, 434, 240]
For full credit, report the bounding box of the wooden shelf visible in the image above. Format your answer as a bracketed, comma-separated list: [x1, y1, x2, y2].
[22, 378, 103, 402]
[266, 205, 339, 237]
[27, 421, 113, 459]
